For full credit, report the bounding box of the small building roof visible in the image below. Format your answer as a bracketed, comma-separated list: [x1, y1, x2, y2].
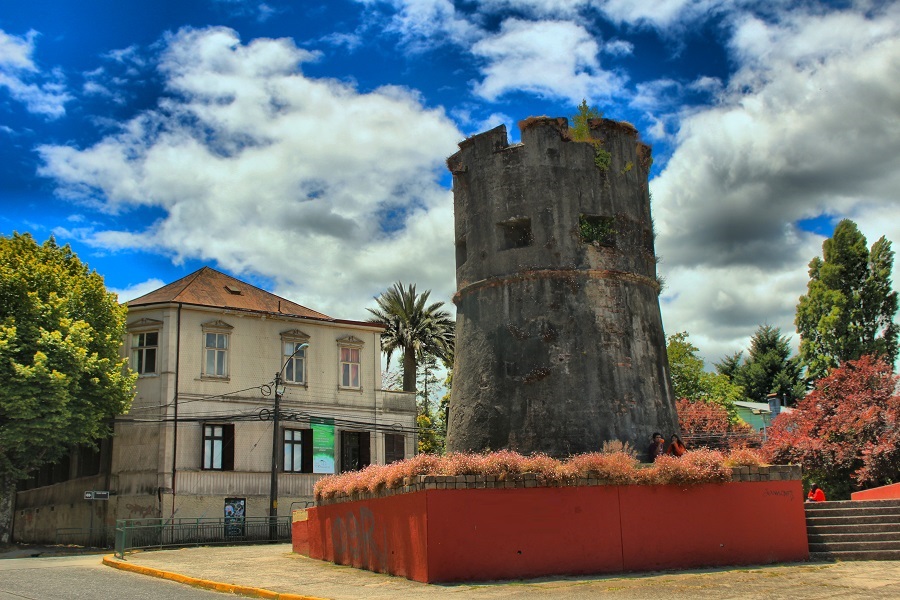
[127, 266, 372, 326]
[734, 401, 794, 415]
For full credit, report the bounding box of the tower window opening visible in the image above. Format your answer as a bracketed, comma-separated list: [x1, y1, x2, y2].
[497, 218, 533, 250]
[579, 215, 616, 247]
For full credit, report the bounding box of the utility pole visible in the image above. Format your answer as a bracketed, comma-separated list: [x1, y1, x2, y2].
[269, 342, 305, 542]
[269, 371, 282, 541]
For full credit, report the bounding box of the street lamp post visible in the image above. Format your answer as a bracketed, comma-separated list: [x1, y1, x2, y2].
[269, 342, 308, 541]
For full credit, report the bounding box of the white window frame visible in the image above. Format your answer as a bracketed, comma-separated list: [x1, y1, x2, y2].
[202, 320, 233, 380]
[337, 336, 364, 390]
[131, 330, 159, 376]
[280, 330, 310, 386]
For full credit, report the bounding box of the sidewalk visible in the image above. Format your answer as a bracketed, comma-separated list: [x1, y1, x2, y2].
[106, 544, 900, 599]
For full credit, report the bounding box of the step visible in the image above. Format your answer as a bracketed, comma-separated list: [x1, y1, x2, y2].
[806, 499, 900, 510]
[809, 540, 900, 552]
[806, 523, 900, 535]
[810, 549, 900, 561]
[809, 531, 900, 544]
[805, 506, 900, 518]
[805, 515, 899, 526]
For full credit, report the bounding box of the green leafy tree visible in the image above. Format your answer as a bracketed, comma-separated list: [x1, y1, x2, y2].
[667, 332, 743, 422]
[796, 219, 898, 381]
[716, 325, 805, 405]
[0, 234, 135, 542]
[570, 98, 602, 141]
[368, 282, 454, 392]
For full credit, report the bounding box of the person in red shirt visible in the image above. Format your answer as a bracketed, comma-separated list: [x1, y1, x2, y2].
[807, 483, 826, 502]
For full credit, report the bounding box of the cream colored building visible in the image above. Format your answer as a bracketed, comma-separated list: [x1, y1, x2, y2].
[13, 267, 416, 543]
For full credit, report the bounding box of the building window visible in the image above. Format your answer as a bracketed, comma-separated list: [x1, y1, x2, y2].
[340, 347, 360, 388]
[340, 431, 371, 472]
[202, 424, 234, 470]
[283, 428, 313, 473]
[384, 433, 405, 464]
[131, 331, 158, 375]
[283, 341, 307, 384]
[204, 332, 229, 377]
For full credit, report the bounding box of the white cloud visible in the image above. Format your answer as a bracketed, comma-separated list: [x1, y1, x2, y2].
[109, 278, 167, 302]
[0, 29, 72, 119]
[651, 2, 900, 363]
[604, 39, 634, 56]
[366, 0, 481, 49]
[471, 18, 625, 103]
[38, 26, 463, 319]
[595, 0, 762, 30]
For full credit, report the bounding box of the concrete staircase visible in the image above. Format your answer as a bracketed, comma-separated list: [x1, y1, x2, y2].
[806, 499, 900, 561]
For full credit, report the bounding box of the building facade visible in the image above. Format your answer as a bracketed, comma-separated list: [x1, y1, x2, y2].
[13, 267, 416, 543]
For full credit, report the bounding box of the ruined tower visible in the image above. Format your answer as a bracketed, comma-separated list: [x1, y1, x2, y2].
[445, 117, 678, 456]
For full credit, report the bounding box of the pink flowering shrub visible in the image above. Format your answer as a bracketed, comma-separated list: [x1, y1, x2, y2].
[641, 449, 731, 486]
[723, 447, 767, 468]
[564, 452, 639, 485]
[313, 447, 764, 500]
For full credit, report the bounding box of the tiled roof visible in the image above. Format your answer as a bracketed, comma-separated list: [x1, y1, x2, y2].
[127, 266, 334, 321]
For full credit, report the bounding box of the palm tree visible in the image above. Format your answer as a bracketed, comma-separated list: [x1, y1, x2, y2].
[368, 282, 454, 393]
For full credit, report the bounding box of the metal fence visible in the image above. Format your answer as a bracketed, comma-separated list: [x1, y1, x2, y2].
[114, 516, 291, 558]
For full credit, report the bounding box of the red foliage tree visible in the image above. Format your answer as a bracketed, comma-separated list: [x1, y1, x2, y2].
[763, 355, 900, 498]
[676, 398, 758, 449]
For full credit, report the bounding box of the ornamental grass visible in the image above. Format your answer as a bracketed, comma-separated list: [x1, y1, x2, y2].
[314, 447, 770, 501]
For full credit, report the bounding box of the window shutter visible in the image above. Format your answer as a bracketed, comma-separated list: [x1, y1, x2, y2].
[301, 428, 313, 473]
[222, 424, 235, 471]
[385, 434, 405, 464]
[359, 431, 371, 468]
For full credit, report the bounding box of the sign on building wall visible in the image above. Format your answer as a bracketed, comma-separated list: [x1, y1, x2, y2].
[311, 417, 335, 473]
[224, 497, 246, 537]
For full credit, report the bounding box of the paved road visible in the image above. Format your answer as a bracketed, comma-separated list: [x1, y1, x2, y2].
[5, 545, 900, 599]
[0, 554, 223, 600]
[124, 544, 900, 599]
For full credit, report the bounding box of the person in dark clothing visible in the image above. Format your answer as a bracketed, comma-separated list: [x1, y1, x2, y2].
[647, 432, 665, 462]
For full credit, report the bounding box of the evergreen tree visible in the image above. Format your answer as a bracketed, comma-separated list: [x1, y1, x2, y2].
[570, 98, 602, 141]
[720, 325, 805, 405]
[795, 220, 898, 380]
[415, 354, 443, 454]
[0, 233, 135, 542]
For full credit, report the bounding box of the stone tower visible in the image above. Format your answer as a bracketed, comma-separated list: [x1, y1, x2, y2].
[445, 117, 677, 456]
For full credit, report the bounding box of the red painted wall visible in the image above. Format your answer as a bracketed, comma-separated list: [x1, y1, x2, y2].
[852, 482, 900, 501]
[426, 487, 624, 582]
[619, 481, 808, 571]
[305, 480, 808, 583]
[291, 516, 309, 556]
[308, 491, 430, 582]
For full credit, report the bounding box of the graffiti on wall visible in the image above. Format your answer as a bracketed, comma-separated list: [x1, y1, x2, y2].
[329, 506, 388, 572]
[125, 503, 157, 519]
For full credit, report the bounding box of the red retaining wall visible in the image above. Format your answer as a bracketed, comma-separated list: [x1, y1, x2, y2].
[305, 480, 808, 583]
[851, 482, 900, 501]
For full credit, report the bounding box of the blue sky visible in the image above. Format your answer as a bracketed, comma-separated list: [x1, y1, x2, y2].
[2, 0, 899, 366]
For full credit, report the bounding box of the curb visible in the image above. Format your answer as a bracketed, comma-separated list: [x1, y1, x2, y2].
[102, 554, 328, 600]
